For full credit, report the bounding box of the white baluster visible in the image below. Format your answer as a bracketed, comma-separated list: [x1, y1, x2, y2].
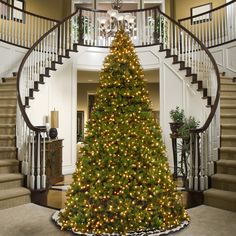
[204, 130, 209, 189]
[27, 129, 32, 188]
[189, 133, 193, 190]
[200, 133, 205, 191]
[30, 131, 35, 190]
[36, 132, 41, 189]
[194, 134, 199, 191]
[159, 14, 162, 44]
[41, 134, 46, 189]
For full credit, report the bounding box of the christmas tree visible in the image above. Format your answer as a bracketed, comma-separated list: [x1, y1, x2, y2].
[58, 30, 189, 234]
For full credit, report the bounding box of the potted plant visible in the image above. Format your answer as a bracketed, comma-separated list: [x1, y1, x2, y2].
[178, 116, 200, 140]
[169, 106, 185, 135]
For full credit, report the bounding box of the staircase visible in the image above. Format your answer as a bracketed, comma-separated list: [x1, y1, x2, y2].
[0, 75, 31, 210]
[204, 75, 236, 212]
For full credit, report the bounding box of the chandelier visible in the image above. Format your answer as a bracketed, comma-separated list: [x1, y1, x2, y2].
[97, 0, 136, 38]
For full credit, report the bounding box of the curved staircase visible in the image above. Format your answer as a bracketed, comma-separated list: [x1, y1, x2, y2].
[204, 75, 236, 212]
[0, 75, 30, 210]
[0, 4, 223, 210]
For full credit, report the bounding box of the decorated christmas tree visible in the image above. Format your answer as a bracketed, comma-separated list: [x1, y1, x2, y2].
[58, 30, 189, 234]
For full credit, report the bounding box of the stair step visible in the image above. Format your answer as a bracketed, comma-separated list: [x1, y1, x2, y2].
[0, 124, 15, 135]
[221, 82, 236, 90]
[221, 124, 236, 135]
[221, 105, 236, 113]
[221, 96, 236, 105]
[220, 147, 236, 160]
[217, 160, 236, 175]
[0, 187, 31, 210]
[221, 135, 236, 147]
[0, 89, 16, 97]
[0, 96, 16, 106]
[0, 105, 16, 114]
[220, 76, 234, 81]
[221, 89, 236, 96]
[212, 173, 236, 192]
[0, 147, 17, 159]
[2, 77, 16, 83]
[0, 135, 15, 146]
[204, 188, 236, 212]
[0, 160, 19, 173]
[221, 114, 236, 124]
[0, 114, 16, 124]
[0, 173, 24, 190]
[0, 82, 16, 89]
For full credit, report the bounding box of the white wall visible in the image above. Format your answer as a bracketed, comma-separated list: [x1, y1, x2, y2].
[0, 42, 26, 79]
[210, 41, 236, 77]
[26, 56, 77, 174]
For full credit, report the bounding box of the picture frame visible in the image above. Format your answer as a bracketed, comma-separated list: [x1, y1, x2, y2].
[77, 111, 84, 142]
[12, 0, 25, 23]
[191, 3, 212, 24]
[0, 0, 10, 19]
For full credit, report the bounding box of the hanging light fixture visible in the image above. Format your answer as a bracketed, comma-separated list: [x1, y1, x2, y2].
[97, 0, 136, 39]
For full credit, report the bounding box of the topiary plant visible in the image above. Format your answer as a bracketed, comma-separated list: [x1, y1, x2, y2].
[178, 116, 200, 139]
[169, 107, 185, 135]
[169, 106, 185, 123]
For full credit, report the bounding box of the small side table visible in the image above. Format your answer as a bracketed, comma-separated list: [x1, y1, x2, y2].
[170, 133, 188, 181]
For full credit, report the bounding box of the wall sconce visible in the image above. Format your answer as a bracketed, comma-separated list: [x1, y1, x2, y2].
[49, 110, 59, 139]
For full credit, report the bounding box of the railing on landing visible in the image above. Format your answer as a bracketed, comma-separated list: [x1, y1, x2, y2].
[179, 0, 236, 48]
[0, 0, 59, 48]
[16, 6, 219, 192]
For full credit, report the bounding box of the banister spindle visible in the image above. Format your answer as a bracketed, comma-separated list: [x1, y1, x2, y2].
[27, 128, 32, 188]
[41, 134, 46, 189]
[200, 133, 205, 191]
[194, 133, 199, 191]
[189, 133, 193, 190]
[30, 131, 35, 190]
[36, 132, 41, 189]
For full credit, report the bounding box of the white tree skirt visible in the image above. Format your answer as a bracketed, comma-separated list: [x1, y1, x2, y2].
[52, 209, 189, 236]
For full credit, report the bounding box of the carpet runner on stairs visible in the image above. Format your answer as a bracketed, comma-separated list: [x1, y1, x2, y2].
[0, 75, 30, 210]
[204, 76, 236, 212]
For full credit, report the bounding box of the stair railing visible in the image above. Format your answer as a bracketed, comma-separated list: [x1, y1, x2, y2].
[155, 8, 220, 191]
[179, 0, 236, 48]
[0, 0, 59, 48]
[17, 5, 220, 192]
[16, 9, 79, 191]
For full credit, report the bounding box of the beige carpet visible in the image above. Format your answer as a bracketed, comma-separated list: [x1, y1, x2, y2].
[0, 204, 236, 236]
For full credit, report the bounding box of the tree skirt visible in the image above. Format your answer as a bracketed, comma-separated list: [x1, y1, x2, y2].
[52, 210, 189, 236]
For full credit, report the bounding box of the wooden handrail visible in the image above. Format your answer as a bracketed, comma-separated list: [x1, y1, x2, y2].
[179, 0, 235, 23]
[156, 7, 220, 133]
[0, 0, 59, 22]
[16, 9, 79, 133]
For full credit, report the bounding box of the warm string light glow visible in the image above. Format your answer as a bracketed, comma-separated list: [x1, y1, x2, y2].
[59, 29, 189, 234]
